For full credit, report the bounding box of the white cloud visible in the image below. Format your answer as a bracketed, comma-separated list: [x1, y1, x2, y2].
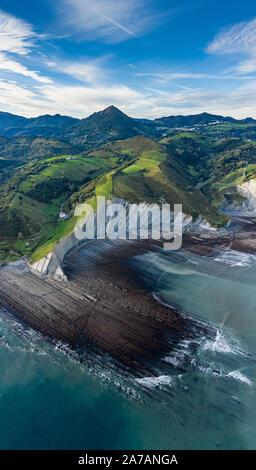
[207, 17, 256, 76]
[47, 58, 107, 83]
[0, 80, 45, 116]
[58, 0, 166, 43]
[0, 9, 37, 55]
[0, 10, 51, 84]
[235, 58, 256, 74]
[0, 53, 52, 83]
[64, 63, 103, 83]
[38, 83, 142, 116]
[207, 18, 256, 56]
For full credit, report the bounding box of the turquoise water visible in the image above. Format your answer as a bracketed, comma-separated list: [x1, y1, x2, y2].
[0, 248, 256, 449]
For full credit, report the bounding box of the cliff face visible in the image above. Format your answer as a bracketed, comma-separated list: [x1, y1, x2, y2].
[29, 231, 81, 281]
[29, 200, 219, 280]
[237, 178, 256, 212]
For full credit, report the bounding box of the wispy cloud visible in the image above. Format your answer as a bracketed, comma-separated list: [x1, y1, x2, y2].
[207, 18, 256, 56]
[0, 10, 51, 83]
[136, 71, 256, 80]
[127, 86, 256, 119]
[0, 80, 43, 116]
[57, 0, 170, 43]
[0, 9, 37, 55]
[235, 58, 256, 74]
[47, 57, 108, 84]
[63, 62, 103, 83]
[0, 53, 52, 83]
[207, 17, 256, 75]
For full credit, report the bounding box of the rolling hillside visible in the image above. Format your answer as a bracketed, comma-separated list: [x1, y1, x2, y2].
[29, 135, 230, 263]
[1, 106, 256, 263]
[0, 149, 127, 261]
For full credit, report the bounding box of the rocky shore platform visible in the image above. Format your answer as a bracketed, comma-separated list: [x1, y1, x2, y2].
[183, 215, 256, 256]
[0, 238, 214, 377]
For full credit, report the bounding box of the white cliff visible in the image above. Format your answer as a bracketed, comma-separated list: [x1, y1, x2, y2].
[29, 230, 82, 281]
[29, 200, 221, 280]
[237, 178, 256, 212]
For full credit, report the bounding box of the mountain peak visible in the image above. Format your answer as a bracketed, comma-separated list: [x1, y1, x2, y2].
[104, 105, 121, 112]
[100, 105, 128, 117]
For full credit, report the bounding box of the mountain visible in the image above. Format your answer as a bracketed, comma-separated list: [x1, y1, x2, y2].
[154, 112, 256, 128]
[0, 112, 79, 137]
[0, 111, 27, 131]
[59, 105, 156, 146]
[0, 106, 156, 144]
[1, 107, 256, 145]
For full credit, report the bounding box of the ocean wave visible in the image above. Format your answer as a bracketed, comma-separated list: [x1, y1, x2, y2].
[198, 366, 253, 386]
[162, 338, 198, 368]
[227, 370, 252, 386]
[214, 250, 256, 267]
[135, 375, 174, 388]
[202, 330, 246, 356]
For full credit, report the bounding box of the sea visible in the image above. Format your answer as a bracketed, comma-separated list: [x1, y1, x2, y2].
[0, 247, 256, 450]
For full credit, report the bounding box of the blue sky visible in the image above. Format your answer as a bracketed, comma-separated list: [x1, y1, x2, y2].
[0, 0, 256, 118]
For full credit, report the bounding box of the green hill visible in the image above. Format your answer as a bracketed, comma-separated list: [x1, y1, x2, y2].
[0, 136, 80, 162]
[69, 135, 224, 223]
[0, 136, 81, 186]
[0, 150, 127, 261]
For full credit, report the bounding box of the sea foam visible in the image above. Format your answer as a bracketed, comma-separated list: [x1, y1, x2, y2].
[135, 375, 174, 388]
[214, 250, 256, 267]
[227, 370, 252, 386]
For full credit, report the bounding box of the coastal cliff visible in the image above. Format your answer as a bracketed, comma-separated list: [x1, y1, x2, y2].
[29, 199, 220, 280]
[237, 178, 256, 212]
[29, 231, 80, 281]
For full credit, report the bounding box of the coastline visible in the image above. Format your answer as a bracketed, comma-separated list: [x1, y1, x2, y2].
[1, 213, 256, 378]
